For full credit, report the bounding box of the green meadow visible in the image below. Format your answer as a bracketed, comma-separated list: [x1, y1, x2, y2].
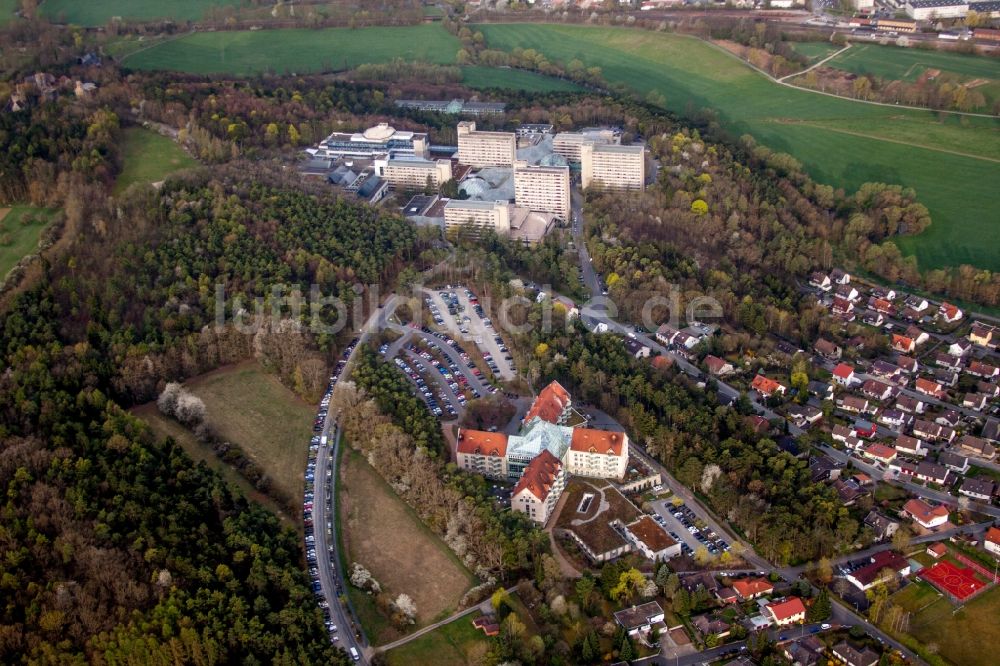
[40, 0, 245, 25]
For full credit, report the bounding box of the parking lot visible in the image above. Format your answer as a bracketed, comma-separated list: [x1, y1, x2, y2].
[649, 499, 730, 558]
[425, 287, 516, 381]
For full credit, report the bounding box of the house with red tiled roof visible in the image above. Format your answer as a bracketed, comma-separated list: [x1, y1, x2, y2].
[939, 302, 963, 323]
[915, 378, 945, 399]
[862, 443, 897, 465]
[927, 542, 947, 559]
[751, 375, 786, 398]
[985, 526, 1000, 557]
[847, 550, 911, 591]
[968, 360, 999, 379]
[704, 355, 734, 376]
[832, 363, 856, 387]
[902, 498, 950, 530]
[892, 334, 915, 353]
[511, 450, 565, 524]
[733, 577, 774, 600]
[567, 429, 629, 479]
[861, 379, 893, 402]
[524, 380, 573, 425]
[765, 597, 807, 626]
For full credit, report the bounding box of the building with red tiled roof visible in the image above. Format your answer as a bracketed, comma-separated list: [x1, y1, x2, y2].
[985, 526, 1000, 557]
[892, 334, 915, 353]
[902, 498, 950, 530]
[832, 363, 856, 386]
[511, 450, 565, 524]
[927, 542, 947, 559]
[566, 429, 630, 479]
[704, 355, 734, 376]
[915, 377, 945, 399]
[456, 429, 509, 479]
[524, 380, 572, 424]
[862, 443, 897, 465]
[751, 375, 786, 398]
[733, 577, 774, 600]
[624, 515, 680, 561]
[846, 550, 911, 591]
[766, 597, 807, 626]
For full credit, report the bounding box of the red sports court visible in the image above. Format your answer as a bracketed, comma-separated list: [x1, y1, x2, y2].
[921, 560, 989, 601]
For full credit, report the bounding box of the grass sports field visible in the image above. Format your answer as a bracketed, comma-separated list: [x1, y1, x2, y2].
[462, 65, 584, 92]
[133, 402, 296, 527]
[476, 24, 1000, 272]
[790, 41, 843, 63]
[114, 127, 197, 194]
[339, 448, 475, 644]
[824, 43, 1000, 82]
[0, 206, 57, 278]
[123, 24, 461, 75]
[40, 0, 244, 26]
[182, 361, 315, 504]
[890, 579, 1000, 666]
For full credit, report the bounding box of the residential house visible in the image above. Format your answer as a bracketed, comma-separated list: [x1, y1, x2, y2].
[831, 424, 854, 444]
[808, 380, 835, 401]
[733, 577, 774, 601]
[905, 325, 930, 346]
[897, 355, 919, 374]
[751, 375, 786, 398]
[871, 360, 903, 382]
[935, 409, 961, 428]
[927, 542, 948, 559]
[902, 498, 950, 530]
[871, 285, 897, 301]
[715, 587, 739, 605]
[788, 404, 823, 428]
[765, 597, 807, 626]
[913, 419, 947, 442]
[832, 296, 855, 318]
[933, 368, 960, 388]
[983, 416, 1000, 443]
[904, 296, 929, 313]
[836, 283, 860, 302]
[894, 394, 925, 414]
[868, 296, 895, 316]
[623, 515, 681, 562]
[692, 613, 731, 639]
[830, 268, 850, 285]
[914, 461, 952, 486]
[892, 334, 916, 353]
[745, 415, 772, 435]
[862, 379, 894, 402]
[831, 641, 880, 666]
[783, 635, 825, 666]
[879, 409, 910, 430]
[960, 477, 996, 501]
[840, 395, 872, 415]
[935, 352, 963, 371]
[623, 337, 651, 358]
[956, 434, 997, 460]
[613, 601, 665, 643]
[861, 312, 885, 328]
[854, 419, 878, 439]
[915, 377, 946, 399]
[968, 360, 1000, 379]
[962, 393, 989, 411]
[979, 381, 1000, 398]
[809, 272, 832, 291]
[655, 323, 679, 346]
[862, 443, 897, 465]
[680, 571, 720, 596]
[834, 477, 867, 505]
[938, 451, 970, 474]
[985, 527, 1000, 557]
[864, 510, 899, 541]
[846, 550, 911, 591]
[948, 339, 973, 357]
[814, 338, 842, 361]
[890, 459, 918, 478]
[833, 363, 856, 387]
[969, 322, 995, 347]
[939, 302, 963, 323]
[704, 355, 734, 376]
[810, 453, 842, 483]
[895, 434, 927, 457]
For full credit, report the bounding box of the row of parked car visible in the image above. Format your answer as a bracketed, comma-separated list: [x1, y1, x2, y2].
[663, 503, 731, 556]
[415, 326, 499, 396]
[409, 343, 474, 406]
[304, 337, 358, 644]
[392, 355, 457, 419]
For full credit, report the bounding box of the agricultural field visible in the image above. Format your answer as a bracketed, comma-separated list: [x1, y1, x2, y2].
[0, 206, 57, 278]
[40, 0, 246, 26]
[122, 24, 461, 75]
[462, 65, 585, 92]
[0, 0, 16, 24]
[338, 448, 476, 643]
[476, 23, 1000, 272]
[132, 402, 296, 527]
[181, 361, 315, 504]
[889, 579, 1000, 666]
[114, 127, 197, 194]
[790, 41, 844, 64]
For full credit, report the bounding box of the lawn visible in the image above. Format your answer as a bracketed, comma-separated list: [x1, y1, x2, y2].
[462, 65, 585, 92]
[0, 0, 16, 24]
[183, 361, 315, 504]
[889, 579, 1000, 666]
[114, 127, 197, 194]
[383, 612, 490, 666]
[40, 0, 245, 25]
[824, 43, 1000, 82]
[0, 206, 57, 278]
[122, 24, 461, 75]
[338, 448, 475, 644]
[475, 24, 1000, 273]
[790, 41, 843, 63]
[132, 402, 296, 527]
